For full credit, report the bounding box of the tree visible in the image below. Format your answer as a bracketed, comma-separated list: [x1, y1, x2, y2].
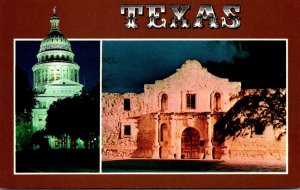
[15, 67, 36, 150]
[15, 66, 36, 120]
[16, 115, 33, 151]
[214, 88, 286, 142]
[45, 84, 100, 150]
[31, 130, 50, 150]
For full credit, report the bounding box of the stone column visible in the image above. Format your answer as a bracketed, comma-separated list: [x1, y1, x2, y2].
[39, 69, 42, 85]
[67, 68, 70, 80]
[205, 114, 213, 159]
[47, 67, 49, 84]
[152, 113, 160, 159]
[33, 71, 36, 86]
[169, 116, 176, 159]
[77, 70, 79, 82]
[54, 67, 57, 81]
[59, 66, 62, 80]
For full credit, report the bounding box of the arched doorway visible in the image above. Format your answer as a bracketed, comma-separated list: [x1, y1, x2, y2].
[181, 127, 200, 159]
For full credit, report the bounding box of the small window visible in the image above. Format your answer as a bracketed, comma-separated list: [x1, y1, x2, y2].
[55, 139, 59, 147]
[186, 94, 196, 109]
[161, 94, 168, 111]
[214, 93, 221, 111]
[124, 125, 131, 136]
[124, 98, 130, 111]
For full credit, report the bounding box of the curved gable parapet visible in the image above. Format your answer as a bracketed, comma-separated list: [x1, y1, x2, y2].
[144, 59, 241, 94]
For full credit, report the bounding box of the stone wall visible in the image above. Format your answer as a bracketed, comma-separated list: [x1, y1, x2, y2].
[226, 126, 286, 160]
[143, 60, 241, 113]
[101, 60, 286, 161]
[102, 93, 143, 159]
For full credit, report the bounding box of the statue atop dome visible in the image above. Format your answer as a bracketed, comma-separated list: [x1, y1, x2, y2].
[50, 6, 60, 32]
[53, 6, 56, 15]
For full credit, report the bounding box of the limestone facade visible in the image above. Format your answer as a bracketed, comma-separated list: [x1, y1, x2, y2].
[102, 59, 286, 160]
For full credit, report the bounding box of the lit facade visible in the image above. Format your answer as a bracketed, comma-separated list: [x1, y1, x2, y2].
[32, 8, 83, 149]
[102, 60, 286, 160]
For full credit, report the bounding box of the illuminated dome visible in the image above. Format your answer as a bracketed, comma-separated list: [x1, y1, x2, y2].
[32, 7, 81, 94]
[37, 7, 74, 63]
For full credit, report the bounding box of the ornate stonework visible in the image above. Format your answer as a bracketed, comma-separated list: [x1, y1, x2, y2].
[102, 59, 286, 160]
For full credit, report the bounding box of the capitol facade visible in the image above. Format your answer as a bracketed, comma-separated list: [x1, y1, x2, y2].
[31, 8, 84, 149]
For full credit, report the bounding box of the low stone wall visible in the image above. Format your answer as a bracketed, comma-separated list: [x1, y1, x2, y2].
[102, 147, 137, 160]
[227, 136, 286, 160]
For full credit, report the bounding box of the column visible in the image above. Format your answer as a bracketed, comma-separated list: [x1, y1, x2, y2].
[205, 114, 213, 159]
[54, 67, 57, 81]
[68, 68, 70, 80]
[77, 70, 79, 82]
[39, 69, 42, 85]
[70, 68, 73, 81]
[60, 66, 62, 80]
[73, 69, 75, 81]
[152, 113, 160, 159]
[33, 71, 36, 86]
[169, 116, 176, 159]
[47, 67, 49, 84]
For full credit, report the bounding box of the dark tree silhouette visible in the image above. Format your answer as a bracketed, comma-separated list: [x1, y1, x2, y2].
[214, 88, 286, 142]
[15, 66, 36, 150]
[15, 66, 36, 121]
[45, 83, 100, 149]
[31, 130, 50, 150]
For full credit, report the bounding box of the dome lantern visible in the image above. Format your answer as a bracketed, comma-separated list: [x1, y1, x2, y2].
[33, 7, 82, 94]
[50, 6, 60, 32]
[37, 7, 74, 64]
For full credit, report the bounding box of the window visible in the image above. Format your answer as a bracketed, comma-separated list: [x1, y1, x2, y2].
[186, 94, 196, 109]
[161, 94, 168, 111]
[214, 93, 221, 111]
[124, 98, 130, 111]
[160, 124, 168, 142]
[124, 125, 131, 136]
[55, 138, 59, 147]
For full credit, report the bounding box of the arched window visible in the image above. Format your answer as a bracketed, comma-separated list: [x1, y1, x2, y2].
[161, 94, 168, 111]
[214, 93, 221, 111]
[160, 124, 168, 142]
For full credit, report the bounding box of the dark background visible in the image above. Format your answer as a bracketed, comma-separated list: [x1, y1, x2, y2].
[0, 0, 299, 188]
[16, 41, 100, 92]
[103, 40, 286, 93]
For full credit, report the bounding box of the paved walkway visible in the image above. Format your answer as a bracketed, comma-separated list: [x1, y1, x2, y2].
[205, 159, 286, 172]
[102, 159, 286, 173]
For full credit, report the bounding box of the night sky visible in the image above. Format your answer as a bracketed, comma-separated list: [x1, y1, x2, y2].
[16, 41, 100, 91]
[102, 40, 286, 93]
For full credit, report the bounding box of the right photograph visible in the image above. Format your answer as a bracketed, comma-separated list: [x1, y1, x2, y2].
[101, 40, 287, 173]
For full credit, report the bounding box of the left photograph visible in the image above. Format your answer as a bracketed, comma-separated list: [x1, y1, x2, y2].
[14, 8, 100, 173]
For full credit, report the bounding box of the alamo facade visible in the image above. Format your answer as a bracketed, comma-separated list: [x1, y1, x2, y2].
[102, 60, 286, 160]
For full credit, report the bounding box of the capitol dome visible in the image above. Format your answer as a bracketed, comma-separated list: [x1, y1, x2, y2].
[32, 7, 81, 94]
[37, 7, 74, 64]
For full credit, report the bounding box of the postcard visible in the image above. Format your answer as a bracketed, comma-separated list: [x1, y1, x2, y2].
[0, 0, 299, 189]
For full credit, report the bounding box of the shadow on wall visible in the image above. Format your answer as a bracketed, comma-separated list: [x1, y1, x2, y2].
[131, 114, 156, 158]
